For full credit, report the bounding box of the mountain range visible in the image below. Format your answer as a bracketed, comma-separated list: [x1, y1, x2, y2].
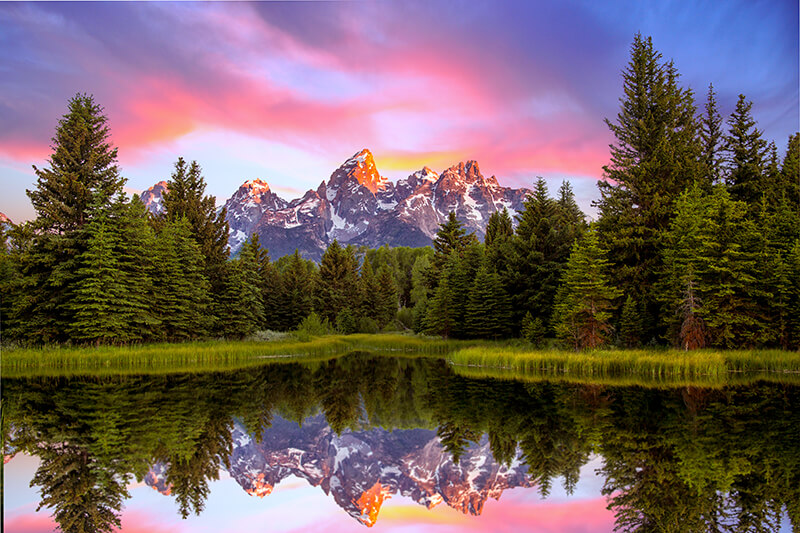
[145, 415, 532, 527]
[140, 150, 532, 260]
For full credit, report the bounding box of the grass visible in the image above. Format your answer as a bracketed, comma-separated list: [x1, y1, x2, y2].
[3, 335, 799, 385]
[446, 346, 800, 386]
[0, 334, 470, 377]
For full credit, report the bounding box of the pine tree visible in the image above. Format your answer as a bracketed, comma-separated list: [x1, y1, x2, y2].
[161, 157, 230, 331]
[152, 219, 212, 341]
[699, 84, 724, 189]
[521, 312, 546, 346]
[375, 265, 399, 327]
[786, 240, 800, 350]
[359, 256, 381, 319]
[595, 34, 701, 341]
[618, 295, 643, 348]
[20, 94, 125, 342]
[281, 250, 315, 330]
[485, 208, 513, 248]
[509, 178, 584, 331]
[315, 240, 360, 323]
[429, 212, 477, 286]
[425, 254, 460, 338]
[725, 94, 767, 206]
[552, 227, 621, 349]
[780, 133, 800, 210]
[216, 235, 265, 338]
[465, 262, 512, 339]
[68, 208, 129, 344]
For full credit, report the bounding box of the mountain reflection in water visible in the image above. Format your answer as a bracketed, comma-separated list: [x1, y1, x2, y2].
[2, 352, 798, 532]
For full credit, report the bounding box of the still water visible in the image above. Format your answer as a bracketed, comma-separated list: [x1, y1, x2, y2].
[3, 352, 798, 532]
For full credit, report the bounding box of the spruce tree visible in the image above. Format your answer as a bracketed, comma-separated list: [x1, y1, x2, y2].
[595, 34, 701, 341]
[375, 265, 399, 327]
[217, 236, 265, 338]
[280, 250, 315, 330]
[161, 157, 230, 330]
[618, 295, 643, 348]
[521, 312, 546, 346]
[780, 133, 800, 210]
[552, 227, 621, 349]
[485, 208, 513, 248]
[315, 240, 360, 323]
[787, 240, 800, 350]
[429, 212, 477, 286]
[68, 208, 129, 344]
[509, 178, 584, 331]
[699, 84, 724, 189]
[21, 94, 125, 342]
[425, 254, 461, 338]
[359, 256, 381, 320]
[725, 94, 767, 206]
[152, 219, 212, 341]
[465, 262, 512, 339]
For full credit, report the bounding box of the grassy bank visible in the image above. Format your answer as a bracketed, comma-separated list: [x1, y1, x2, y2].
[447, 346, 800, 386]
[3, 335, 799, 385]
[1, 334, 469, 377]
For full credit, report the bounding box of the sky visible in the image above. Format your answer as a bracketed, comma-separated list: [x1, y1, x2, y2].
[0, 0, 798, 223]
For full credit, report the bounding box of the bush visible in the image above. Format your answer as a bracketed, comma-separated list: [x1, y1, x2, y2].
[295, 312, 333, 340]
[521, 312, 546, 347]
[357, 316, 379, 334]
[335, 308, 358, 335]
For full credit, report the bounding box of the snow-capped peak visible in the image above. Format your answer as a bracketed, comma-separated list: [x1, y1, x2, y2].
[241, 178, 271, 193]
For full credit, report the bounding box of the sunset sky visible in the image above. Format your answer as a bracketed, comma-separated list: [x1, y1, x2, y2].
[1, 1, 798, 222]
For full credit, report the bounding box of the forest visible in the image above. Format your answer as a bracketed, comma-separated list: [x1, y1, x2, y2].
[1, 34, 798, 351]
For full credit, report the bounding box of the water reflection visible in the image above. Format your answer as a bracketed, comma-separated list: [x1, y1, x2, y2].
[3, 352, 798, 531]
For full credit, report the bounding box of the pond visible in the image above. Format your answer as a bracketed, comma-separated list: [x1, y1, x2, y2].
[3, 352, 798, 532]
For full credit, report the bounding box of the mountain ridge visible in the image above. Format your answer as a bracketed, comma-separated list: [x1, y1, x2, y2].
[142, 150, 532, 260]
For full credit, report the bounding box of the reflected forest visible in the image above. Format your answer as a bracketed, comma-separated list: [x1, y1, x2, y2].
[4, 353, 798, 532]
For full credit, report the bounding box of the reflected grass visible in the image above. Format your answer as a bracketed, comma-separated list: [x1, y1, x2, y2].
[446, 346, 800, 386]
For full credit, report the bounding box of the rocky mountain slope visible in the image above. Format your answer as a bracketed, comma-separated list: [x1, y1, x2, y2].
[145, 415, 533, 527]
[142, 149, 532, 260]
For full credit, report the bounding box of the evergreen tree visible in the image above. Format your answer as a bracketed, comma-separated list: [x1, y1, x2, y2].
[724, 94, 767, 206]
[112, 194, 160, 342]
[151, 218, 212, 341]
[68, 208, 130, 344]
[359, 255, 381, 319]
[429, 212, 477, 286]
[464, 262, 512, 339]
[425, 255, 460, 338]
[552, 227, 621, 349]
[521, 312, 546, 346]
[509, 178, 584, 331]
[787, 240, 800, 350]
[595, 34, 701, 341]
[375, 265, 399, 327]
[780, 133, 800, 210]
[28, 94, 124, 234]
[315, 240, 360, 322]
[20, 94, 125, 343]
[280, 250, 315, 330]
[485, 208, 513, 248]
[216, 235, 265, 338]
[618, 295, 644, 348]
[699, 83, 724, 189]
[161, 157, 230, 330]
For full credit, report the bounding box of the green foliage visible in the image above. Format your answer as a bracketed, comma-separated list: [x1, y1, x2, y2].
[335, 307, 358, 335]
[595, 34, 702, 340]
[315, 240, 360, 322]
[508, 178, 585, 332]
[216, 235, 265, 339]
[699, 83, 724, 188]
[375, 265, 399, 327]
[725, 94, 767, 206]
[552, 227, 622, 349]
[618, 295, 643, 348]
[296, 312, 333, 338]
[521, 312, 546, 346]
[464, 262, 512, 339]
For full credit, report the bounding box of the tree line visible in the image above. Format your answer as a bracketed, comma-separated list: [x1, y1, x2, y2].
[1, 33, 798, 349]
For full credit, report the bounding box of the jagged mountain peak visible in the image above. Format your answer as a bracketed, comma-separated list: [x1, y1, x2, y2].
[440, 160, 484, 185]
[333, 149, 388, 193]
[240, 178, 272, 193]
[0, 212, 10, 224]
[140, 181, 169, 215]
